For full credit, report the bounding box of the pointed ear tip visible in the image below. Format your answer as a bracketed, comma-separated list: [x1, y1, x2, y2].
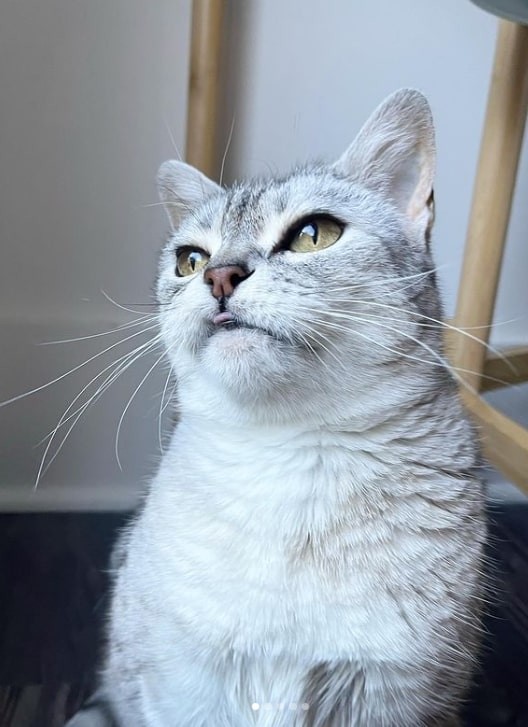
[157, 161, 175, 192]
[157, 159, 184, 184]
[383, 88, 432, 119]
[390, 88, 435, 143]
[390, 87, 430, 106]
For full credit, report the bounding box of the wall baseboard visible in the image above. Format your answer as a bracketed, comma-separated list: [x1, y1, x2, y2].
[0, 482, 142, 512]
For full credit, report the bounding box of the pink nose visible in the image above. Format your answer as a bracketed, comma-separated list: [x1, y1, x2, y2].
[204, 265, 249, 299]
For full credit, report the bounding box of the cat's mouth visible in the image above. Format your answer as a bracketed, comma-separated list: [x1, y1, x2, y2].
[208, 311, 281, 341]
[213, 311, 238, 327]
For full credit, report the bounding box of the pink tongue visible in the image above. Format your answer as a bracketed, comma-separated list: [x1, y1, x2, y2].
[213, 311, 235, 326]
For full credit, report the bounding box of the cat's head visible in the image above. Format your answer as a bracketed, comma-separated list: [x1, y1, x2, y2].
[156, 89, 442, 426]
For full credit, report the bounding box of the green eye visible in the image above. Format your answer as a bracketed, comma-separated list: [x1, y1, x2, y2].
[288, 217, 343, 253]
[176, 248, 210, 277]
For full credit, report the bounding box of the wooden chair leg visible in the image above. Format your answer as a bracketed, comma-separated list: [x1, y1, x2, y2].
[461, 391, 528, 495]
[185, 0, 225, 179]
[453, 19, 528, 391]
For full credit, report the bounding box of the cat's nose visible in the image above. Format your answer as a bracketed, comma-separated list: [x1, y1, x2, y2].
[204, 265, 251, 299]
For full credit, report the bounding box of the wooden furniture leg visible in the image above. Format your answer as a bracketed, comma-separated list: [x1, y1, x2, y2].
[453, 20, 528, 390]
[185, 0, 225, 178]
[452, 19, 528, 495]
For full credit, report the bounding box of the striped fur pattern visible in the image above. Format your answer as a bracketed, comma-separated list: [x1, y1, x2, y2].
[66, 90, 486, 726]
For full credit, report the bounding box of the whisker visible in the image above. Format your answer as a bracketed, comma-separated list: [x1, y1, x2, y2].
[158, 361, 175, 454]
[36, 339, 164, 485]
[39, 341, 162, 479]
[293, 328, 333, 375]
[325, 300, 523, 332]
[312, 312, 508, 392]
[114, 349, 169, 471]
[37, 335, 163, 446]
[301, 326, 343, 367]
[161, 376, 179, 418]
[286, 314, 341, 372]
[326, 317, 473, 387]
[35, 334, 164, 486]
[322, 267, 443, 296]
[164, 116, 182, 160]
[39, 315, 155, 345]
[219, 115, 236, 188]
[0, 323, 160, 409]
[320, 298, 516, 374]
[141, 201, 172, 209]
[101, 289, 159, 316]
[141, 194, 196, 217]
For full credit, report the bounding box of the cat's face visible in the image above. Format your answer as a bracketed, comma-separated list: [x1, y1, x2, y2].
[156, 90, 440, 425]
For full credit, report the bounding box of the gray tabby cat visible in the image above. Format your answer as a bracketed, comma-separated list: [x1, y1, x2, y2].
[67, 89, 486, 727]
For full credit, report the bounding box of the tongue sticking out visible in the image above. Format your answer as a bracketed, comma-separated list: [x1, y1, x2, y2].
[213, 311, 236, 326]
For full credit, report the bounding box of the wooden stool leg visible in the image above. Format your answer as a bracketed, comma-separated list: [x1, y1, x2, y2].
[185, 0, 225, 179]
[453, 19, 528, 391]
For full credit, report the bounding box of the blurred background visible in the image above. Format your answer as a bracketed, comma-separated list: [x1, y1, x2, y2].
[0, 0, 527, 510]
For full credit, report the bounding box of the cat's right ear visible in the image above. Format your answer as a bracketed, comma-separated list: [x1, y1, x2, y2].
[157, 160, 222, 231]
[333, 89, 435, 242]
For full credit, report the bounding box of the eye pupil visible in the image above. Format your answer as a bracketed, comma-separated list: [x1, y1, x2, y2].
[300, 223, 318, 245]
[175, 248, 210, 277]
[189, 252, 201, 271]
[286, 216, 342, 254]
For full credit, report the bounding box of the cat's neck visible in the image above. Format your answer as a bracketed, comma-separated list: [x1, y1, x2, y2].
[167, 380, 451, 482]
[155, 391, 459, 540]
[152, 379, 468, 540]
[174, 365, 446, 433]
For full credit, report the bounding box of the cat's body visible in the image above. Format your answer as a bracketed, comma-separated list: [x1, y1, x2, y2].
[67, 90, 486, 727]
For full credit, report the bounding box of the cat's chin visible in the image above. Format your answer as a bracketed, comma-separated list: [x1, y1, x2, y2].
[207, 324, 275, 349]
[198, 325, 301, 400]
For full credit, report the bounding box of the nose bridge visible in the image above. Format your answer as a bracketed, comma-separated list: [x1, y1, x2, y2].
[204, 264, 249, 299]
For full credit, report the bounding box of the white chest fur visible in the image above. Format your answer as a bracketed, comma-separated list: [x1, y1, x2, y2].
[112, 416, 470, 725]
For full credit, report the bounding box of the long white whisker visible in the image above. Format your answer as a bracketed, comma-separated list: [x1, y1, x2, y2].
[37, 339, 164, 485]
[311, 312, 507, 392]
[37, 335, 163, 446]
[141, 201, 174, 209]
[164, 116, 182, 159]
[219, 115, 236, 188]
[39, 341, 163, 480]
[39, 315, 155, 345]
[0, 323, 160, 410]
[115, 349, 168, 471]
[161, 377, 178, 417]
[301, 328, 342, 367]
[291, 326, 333, 375]
[35, 334, 164, 486]
[321, 298, 516, 373]
[373, 266, 447, 296]
[326, 318, 468, 384]
[285, 312, 343, 372]
[158, 361, 175, 453]
[101, 289, 158, 316]
[320, 267, 442, 296]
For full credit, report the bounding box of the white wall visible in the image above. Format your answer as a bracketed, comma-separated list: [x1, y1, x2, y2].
[0, 0, 526, 509]
[0, 0, 192, 508]
[0, 0, 191, 323]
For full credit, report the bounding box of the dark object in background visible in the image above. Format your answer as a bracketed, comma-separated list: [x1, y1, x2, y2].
[0, 506, 527, 726]
[0, 514, 125, 727]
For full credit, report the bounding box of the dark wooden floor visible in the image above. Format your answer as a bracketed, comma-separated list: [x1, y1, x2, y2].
[0, 506, 527, 727]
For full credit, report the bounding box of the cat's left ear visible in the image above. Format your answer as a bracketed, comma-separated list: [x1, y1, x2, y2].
[333, 89, 435, 241]
[157, 160, 222, 231]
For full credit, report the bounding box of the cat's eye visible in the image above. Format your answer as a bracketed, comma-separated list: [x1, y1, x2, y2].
[176, 248, 210, 277]
[288, 217, 343, 253]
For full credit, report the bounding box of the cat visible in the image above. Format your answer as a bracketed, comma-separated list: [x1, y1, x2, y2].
[66, 89, 486, 727]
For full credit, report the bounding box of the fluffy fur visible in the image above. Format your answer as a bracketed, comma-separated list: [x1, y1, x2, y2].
[67, 89, 486, 727]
